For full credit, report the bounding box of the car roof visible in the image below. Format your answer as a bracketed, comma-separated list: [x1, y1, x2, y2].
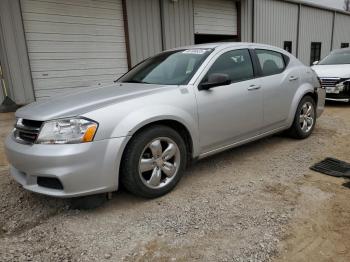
[172, 42, 288, 54]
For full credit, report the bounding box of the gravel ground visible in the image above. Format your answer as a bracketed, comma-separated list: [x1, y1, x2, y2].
[0, 102, 349, 261]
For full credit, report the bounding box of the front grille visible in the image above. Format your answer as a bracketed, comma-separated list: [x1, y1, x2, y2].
[320, 77, 341, 88]
[14, 119, 43, 144]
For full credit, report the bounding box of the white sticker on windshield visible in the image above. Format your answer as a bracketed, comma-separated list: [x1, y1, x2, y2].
[183, 49, 210, 55]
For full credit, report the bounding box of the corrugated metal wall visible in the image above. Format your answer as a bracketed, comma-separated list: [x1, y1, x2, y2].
[240, 0, 253, 42]
[0, 18, 9, 104]
[126, 0, 163, 66]
[333, 13, 350, 50]
[254, 0, 298, 56]
[126, 0, 195, 65]
[4, 0, 350, 103]
[161, 0, 194, 49]
[0, 0, 34, 104]
[0, 34, 6, 103]
[240, 0, 350, 64]
[298, 6, 333, 65]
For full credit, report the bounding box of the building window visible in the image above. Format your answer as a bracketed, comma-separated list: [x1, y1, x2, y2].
[341, 43, 349, 48]
[310, 42, 321, 65]
[283, 41, 292, 53]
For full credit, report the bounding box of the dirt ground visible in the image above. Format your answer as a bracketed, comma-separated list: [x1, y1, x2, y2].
[0, 102, 349, 262]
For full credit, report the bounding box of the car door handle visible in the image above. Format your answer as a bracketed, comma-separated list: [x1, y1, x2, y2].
[247, 84, 261, 91]
[289, 76, 299, 81]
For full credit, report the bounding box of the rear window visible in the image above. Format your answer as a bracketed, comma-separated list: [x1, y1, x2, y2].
[255, 49, 286, 76]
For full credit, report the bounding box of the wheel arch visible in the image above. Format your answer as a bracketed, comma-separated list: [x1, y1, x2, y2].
[111, 104, 200, 156]
[118, 118, 196, 189]
[287, 83, 316, 127]
[127, 119, 195, 161]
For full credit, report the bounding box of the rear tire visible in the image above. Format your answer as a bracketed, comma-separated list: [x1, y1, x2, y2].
[120, 125, 187, 198]
[288, 95, 316, 139]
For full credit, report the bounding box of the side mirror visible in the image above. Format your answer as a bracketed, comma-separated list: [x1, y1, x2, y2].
[312, 60, 319, 65]
[199, 73, 231, 90]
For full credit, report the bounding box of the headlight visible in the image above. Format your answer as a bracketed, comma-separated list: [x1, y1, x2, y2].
[36, 118, 98, 144]
[336, 79, 350, 91]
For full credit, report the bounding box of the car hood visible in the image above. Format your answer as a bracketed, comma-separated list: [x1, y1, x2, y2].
[312, 64, 350, 78]
[16, 83, 174, 121]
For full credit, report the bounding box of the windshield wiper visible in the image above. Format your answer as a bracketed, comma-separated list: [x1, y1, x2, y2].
[122, 80, 150, 84]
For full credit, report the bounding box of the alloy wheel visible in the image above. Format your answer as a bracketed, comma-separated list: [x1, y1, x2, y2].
[299, 101, 315, 133]
[138, 137, 181, 189]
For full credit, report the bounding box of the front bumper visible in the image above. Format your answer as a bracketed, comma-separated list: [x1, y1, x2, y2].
[4, 135, 129, 198]
[323, 79, 350, 102]
[326, 93, 350, 102]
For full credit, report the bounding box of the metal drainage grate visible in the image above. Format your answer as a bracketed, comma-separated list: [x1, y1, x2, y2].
[310, 158, 350, 178]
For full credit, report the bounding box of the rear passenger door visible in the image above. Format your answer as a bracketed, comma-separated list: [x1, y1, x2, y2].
[252, 49, 299, 130]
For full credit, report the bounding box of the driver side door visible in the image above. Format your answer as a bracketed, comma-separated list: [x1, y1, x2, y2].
[194, 48, 264, 154]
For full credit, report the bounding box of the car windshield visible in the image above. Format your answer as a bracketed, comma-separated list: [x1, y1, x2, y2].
[318, 50, 350, 65]
[118, 49, 213, 85]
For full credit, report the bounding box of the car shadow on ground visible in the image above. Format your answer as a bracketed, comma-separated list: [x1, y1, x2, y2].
[325, 100, 350, 108]
[103, 133, 291, 209]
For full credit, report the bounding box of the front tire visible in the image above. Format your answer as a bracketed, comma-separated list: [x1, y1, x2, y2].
[288, 95, 316, 139]
[120, 125, 187, 198]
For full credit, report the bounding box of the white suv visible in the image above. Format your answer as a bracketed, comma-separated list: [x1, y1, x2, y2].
[312, 48, 350, 102]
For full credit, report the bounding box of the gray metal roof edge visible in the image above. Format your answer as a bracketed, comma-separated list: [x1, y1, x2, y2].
[281, 0, 350, 16]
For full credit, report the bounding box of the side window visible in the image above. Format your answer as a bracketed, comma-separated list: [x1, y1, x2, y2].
[255, 49, 285, 76]
[205, 49, 254, 83]
[341, 43, 349, 48]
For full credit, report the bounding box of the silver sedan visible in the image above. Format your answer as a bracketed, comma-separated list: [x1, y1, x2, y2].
[5, 43, 326, 198]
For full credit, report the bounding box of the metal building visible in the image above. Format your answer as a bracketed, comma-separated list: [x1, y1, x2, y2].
[0, 0, 350, 106]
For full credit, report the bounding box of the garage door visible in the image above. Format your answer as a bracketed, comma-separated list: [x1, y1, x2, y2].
[194, 0, 238, 35]
[20, 0, 128, 100]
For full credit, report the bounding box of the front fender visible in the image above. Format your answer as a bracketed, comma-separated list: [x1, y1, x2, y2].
[287, 82, 315, 127]
[111, 105, 200, 157]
